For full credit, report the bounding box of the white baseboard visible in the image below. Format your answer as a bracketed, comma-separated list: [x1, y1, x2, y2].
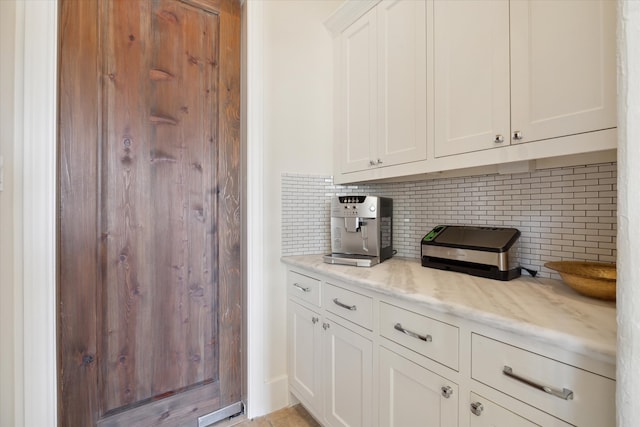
[246, 375, 289, 419]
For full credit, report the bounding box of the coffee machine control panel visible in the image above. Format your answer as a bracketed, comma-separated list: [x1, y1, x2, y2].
[333, 196, 379, 218]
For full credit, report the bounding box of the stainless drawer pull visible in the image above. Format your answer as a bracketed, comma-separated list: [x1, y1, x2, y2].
[502, 365, 574, 400]
[333, 298, 356, 311]
[293, 283, 311, 293]
[394, 323, 432, 342]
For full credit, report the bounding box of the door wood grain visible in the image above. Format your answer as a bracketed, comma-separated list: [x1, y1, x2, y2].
[57, 1, 241, 425]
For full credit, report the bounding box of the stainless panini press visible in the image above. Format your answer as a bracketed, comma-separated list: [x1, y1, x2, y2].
[421, 225, 521, 280]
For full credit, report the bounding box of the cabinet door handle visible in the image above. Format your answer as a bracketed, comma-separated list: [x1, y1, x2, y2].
[322, 322, 330, 330]
[502, 365, 574, 400]
[394, 323, 432, 342]
[376, 158, 383, 165]
[494, 134, 505, 143]
[293, 283, 311, 293]
[512, 130, 523, 140]
[470, 402, 484, 416]
[333, 298, 356, 311]
[312, 317, 319, 324]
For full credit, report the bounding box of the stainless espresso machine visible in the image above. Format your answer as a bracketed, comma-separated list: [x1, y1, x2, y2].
[323, 195, 393, 267]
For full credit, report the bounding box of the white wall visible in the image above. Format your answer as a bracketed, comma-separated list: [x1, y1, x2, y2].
[616, 1, 640, 425]
[0, 1, 17, 426]
[246, 0, 340, 417]
[262, 0, 338, 376]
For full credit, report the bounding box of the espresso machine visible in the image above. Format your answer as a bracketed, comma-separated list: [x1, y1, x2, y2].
[323, 195, 393, 267]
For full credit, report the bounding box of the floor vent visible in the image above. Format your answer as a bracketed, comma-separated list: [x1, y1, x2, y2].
[198, 401, 244, 427]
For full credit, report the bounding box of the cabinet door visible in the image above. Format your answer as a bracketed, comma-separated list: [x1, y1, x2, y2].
[323, 319, 373, 427]
[510, 0, 616, 144]
[288, 301, 323, 415]
[434, 0, 510, 157]
[340, 7, 377, 173]
[376, 0, 428, 166]
[468, 393, 572, 427]
[469, 393, 538, 427]
[379, 347, 458, 427]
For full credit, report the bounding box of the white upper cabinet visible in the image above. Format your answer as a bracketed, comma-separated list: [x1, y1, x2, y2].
[340, 7, 378, 173]
[434, 0, 616, 158]
[510, 0, 617, 144]
[434, 0, 510, 157]
[327, 0, 616, 183]
[376, 0, 428, 167]
[337, 0, 429, 173]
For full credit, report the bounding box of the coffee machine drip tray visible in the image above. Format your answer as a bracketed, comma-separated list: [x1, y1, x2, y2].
[323, 253, 380, 267]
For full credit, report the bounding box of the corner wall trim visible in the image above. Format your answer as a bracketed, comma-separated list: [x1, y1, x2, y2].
[18, 1, 58, 425]
[245, 0, 269, 419]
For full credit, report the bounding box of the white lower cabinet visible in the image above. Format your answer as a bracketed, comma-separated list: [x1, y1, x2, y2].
[288, 300, 323, 417]
[288, 274, 373, 427]
[379, 347, 458, 427]
[286, 267, 615, 427]
[468, 392, 571, 427]
[323, 318, 373, 427]
[471, 334, 615, 427]
[287, 307, 373, 427]
[468, 392, 535, 427]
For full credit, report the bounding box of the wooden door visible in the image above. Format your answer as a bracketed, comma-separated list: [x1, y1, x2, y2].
[433, 0, 510, 157]
[57, 0, 241, 426]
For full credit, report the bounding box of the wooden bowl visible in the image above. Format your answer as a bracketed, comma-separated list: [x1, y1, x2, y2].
[544, 261, 616, 301]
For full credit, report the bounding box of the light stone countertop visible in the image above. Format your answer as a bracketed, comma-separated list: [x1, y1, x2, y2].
[282, 254, 617, 365]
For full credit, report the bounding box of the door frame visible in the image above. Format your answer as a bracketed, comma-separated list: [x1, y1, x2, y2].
[243, 0, 268, 419]
[13, 0, 58, 425]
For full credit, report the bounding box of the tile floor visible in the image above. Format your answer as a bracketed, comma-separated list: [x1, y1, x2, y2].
[232, 404, 321, 427]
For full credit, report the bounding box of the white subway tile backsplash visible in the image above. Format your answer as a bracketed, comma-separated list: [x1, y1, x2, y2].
[282, 162, 617, 279]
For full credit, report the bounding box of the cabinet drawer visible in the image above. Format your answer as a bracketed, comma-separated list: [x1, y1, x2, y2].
[288, 271, 321, 307]
[471, 334, 615, 427]
[324, 283, 373, 330]
[380, 302, 459, 370]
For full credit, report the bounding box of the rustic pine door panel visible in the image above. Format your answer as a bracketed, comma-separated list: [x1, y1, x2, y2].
[58, 1, 241, 426]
